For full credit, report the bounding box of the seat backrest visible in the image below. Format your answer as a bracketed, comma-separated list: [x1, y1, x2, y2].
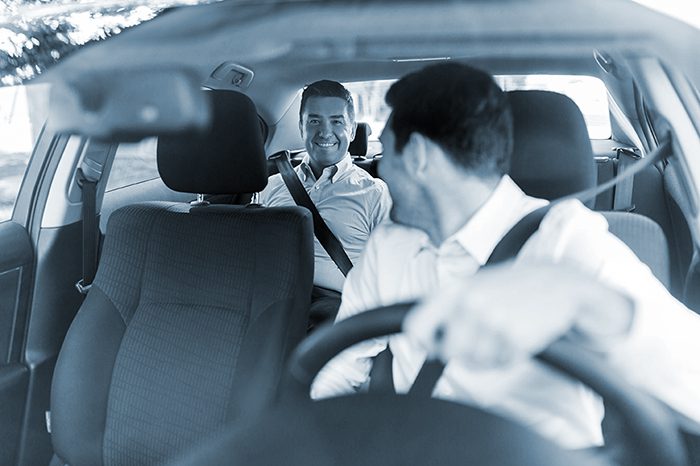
[349, 122, 371, 157]
[508, 90, 597, 206]
[507, 90, 671, 285]
[50, 90, 314, 466]
[602, 211, 671, 288]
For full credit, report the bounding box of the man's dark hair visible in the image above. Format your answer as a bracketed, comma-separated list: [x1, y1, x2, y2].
[385, 63, 512, 176]
[300, 80, 355, 123]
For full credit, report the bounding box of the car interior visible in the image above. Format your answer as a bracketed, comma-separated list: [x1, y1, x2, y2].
[1, 1, 699, 465]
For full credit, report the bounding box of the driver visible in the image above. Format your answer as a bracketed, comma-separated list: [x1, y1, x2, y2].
[310, 62, 700, 448]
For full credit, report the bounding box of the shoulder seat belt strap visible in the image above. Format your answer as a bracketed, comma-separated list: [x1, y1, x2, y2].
[408, 205, 551, 397]
[612, 147, 641, 212]
[75, 166, 101, 295]
[269, 150, 353, 276]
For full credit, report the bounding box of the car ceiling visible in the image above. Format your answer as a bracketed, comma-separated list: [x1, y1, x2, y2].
[36, 0, 699, 133]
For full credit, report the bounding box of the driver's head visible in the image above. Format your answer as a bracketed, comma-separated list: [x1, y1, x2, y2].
[378, 63, 512, 227]
[384, 62, 512, 176]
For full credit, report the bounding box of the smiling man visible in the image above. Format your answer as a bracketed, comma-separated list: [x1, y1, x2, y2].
[260, 80, 391, 320]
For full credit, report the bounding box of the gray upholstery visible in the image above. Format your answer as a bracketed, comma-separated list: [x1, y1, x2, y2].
[508, 90, 597, 207]
[603, 211, 671, 288]
[157, 91, 268, 195]
[508, 90, 671, 286]
[51, 91, 315, 466]
[349, 122, 371, 157]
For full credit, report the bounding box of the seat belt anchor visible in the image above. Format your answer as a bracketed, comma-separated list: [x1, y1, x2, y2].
[75, 279, 92, 295]
[268, 149, 291, 162]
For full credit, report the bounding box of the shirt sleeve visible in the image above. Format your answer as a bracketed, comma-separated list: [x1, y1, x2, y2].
[368, 180, 393, 230]
[257, 173, 282, 207]
[519, 199, 700, 430]
[310, 228, 390, 399]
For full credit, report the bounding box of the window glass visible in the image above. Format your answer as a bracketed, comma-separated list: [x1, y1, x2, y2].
[495, 75, 611, 139]
[0, 83, 50, 222]
[106, 137, 159, 191]
[343, 74, 611, 140]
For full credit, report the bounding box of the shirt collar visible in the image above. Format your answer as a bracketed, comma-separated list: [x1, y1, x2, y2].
[299, 153, 352, 183]
[443, 175, 532, 266]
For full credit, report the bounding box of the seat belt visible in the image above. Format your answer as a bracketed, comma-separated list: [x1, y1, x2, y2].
[612, 147, 641, 212]
[396, 137, 673, 396]
[75, 157, 104, 295]
[407, 205, 551, 396]
[269, 150, 353, 276]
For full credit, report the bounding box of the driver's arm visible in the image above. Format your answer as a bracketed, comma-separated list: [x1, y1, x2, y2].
[405, 200, 700, 433]
[311, 229, 389, 399]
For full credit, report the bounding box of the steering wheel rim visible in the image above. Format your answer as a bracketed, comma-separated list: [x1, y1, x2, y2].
[282, 302, 688, 466]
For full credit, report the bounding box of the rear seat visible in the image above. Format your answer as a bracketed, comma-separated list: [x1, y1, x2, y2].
[593, 140, 691, 298]
[351, 123, 380, 178]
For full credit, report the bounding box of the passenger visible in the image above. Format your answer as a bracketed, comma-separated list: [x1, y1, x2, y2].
[259, 80, 391, 323]
[310, 63, 700, 447]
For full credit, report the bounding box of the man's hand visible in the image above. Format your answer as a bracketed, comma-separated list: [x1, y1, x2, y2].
[403, 263, 634, 369]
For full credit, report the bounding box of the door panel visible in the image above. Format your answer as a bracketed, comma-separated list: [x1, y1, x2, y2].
[0, 221, 33, 465]
[0, 364, 29, 466]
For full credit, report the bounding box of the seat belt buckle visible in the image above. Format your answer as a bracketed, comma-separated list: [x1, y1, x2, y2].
[75, 279, 92, 295]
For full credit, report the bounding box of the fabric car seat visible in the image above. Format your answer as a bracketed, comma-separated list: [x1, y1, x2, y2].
[352, 123, 382, 177]
[49, 90, 314, 466]
[508, 90, 670, 287]
[349, 122, 371, 157]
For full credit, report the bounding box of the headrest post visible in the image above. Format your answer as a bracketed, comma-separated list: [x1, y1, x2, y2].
[190, 193, 210, 207]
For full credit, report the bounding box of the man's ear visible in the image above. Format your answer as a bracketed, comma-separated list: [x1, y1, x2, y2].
[298, 119, 304, 138]
[350, 121, 357, 141]
[404, 132, 430, 181]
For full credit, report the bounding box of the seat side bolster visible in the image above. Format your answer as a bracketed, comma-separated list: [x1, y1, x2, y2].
[51, 286, 126, 466]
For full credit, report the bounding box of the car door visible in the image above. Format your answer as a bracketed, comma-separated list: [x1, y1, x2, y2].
[0, 82, 59, 466]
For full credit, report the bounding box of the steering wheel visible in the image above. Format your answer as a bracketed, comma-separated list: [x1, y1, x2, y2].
[171, 303, 688, 466]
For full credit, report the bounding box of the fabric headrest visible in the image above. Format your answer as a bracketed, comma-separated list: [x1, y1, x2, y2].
[349, 122, 371, 157]
[508, 90, 596, 206]
[157, 90, 267, 194]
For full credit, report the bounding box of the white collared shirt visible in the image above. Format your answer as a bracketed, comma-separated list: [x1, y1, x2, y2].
[260, 154, 392, 291]
[313, 175, 662, 449]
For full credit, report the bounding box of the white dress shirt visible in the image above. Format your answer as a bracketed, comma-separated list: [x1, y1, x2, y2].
[311, 174, 700, 448]
[260, 154, 392, 291]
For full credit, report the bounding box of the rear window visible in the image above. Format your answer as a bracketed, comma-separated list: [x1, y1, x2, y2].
[344, 74, 611, 140]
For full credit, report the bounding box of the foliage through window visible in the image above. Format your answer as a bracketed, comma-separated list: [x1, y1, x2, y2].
[0, 82, 50, 222]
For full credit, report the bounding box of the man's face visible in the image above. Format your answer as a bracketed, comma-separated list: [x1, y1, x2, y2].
[378, 119, 423, 227]
[300, 96, 356, 170]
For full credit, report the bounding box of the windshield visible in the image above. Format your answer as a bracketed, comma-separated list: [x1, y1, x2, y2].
[0, 0, 226, 85]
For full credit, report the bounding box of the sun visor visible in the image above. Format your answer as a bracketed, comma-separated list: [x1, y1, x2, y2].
[48, 67, 210, 141]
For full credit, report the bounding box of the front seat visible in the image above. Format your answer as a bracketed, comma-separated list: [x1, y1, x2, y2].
[508, 90, 671, 288]
[49, 90, 314, 466]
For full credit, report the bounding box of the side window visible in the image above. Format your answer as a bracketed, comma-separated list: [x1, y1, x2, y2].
[0, 83, 50, 222]
[106, 137, 160, 191]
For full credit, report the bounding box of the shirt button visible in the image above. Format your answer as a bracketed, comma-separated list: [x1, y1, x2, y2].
[315, 186, 320, 190]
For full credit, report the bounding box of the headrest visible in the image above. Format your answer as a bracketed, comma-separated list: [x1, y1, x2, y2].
[349, 122, 371, 157]
[508, 90, 596, 206]
[157, 90, 268, 194]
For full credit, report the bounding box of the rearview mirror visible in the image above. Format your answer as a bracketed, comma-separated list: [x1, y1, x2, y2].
[49, 67, 210, 141]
